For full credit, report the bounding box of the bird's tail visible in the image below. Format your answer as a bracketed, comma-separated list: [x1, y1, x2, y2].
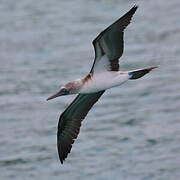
[128, 66, 158, 80]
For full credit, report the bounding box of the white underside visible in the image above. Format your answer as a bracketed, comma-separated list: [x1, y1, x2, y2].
[80, 71, 130, 94]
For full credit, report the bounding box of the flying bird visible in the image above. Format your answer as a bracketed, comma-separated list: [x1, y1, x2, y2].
[47, 5, 157, 164]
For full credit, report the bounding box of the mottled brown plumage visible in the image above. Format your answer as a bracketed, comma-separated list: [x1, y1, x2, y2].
[81, 74, 92, 84]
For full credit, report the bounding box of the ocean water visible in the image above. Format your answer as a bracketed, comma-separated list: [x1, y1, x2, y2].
[1, 0, 180, 179]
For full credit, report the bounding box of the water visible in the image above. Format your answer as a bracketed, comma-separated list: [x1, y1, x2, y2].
[1, 0, 180, 179]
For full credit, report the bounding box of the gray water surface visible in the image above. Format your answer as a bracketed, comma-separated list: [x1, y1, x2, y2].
[1, 0, 180, 180]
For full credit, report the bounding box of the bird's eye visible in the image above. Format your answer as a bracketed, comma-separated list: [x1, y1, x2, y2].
[61, 88, 69, 94]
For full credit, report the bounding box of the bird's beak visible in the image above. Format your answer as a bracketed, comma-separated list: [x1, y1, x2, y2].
[47, 91, 62, 101]
[47, 89, 66, 101]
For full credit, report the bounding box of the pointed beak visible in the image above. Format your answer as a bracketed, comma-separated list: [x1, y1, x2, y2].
[46, 91, 63, 101]
[46, 88, 69, 101]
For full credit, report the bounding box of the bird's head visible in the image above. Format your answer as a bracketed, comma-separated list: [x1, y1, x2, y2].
[46, 81, 81, 101]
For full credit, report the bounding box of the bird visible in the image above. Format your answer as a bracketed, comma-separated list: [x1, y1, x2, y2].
[47, 5, 157, 164]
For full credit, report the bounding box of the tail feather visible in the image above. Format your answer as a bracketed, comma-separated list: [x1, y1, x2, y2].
[128, 66, 158, 80]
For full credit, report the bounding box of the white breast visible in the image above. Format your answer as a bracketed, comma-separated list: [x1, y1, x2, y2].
[80, 71, 130, 94]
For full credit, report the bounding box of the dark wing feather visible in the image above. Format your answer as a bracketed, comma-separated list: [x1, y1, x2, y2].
[57, 91, 105, 164]
[90, 5, 138, 73]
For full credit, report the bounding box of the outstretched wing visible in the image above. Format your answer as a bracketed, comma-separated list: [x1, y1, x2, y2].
[90, 5, 138, 73]
[57, 91, 105, 164]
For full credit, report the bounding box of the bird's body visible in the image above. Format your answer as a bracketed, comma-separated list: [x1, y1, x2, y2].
[80, 71, 129, 94]
[47, 5, 157, 164]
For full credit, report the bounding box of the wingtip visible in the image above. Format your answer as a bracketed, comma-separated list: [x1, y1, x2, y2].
[129, 4, 138, 11]
[58, 150, 65, 164]
[59, 154, 64, 164]
[60, 159, 64, 164]
[133, 4, 139, 9]
[127, 4, 138, 13]
[125, 4, 138, 21]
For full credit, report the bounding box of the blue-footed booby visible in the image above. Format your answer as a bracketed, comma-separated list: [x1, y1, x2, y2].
[47, 5, 157, 164]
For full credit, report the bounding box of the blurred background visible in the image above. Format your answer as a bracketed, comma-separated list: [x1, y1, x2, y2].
[1, 0, 180, 179]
